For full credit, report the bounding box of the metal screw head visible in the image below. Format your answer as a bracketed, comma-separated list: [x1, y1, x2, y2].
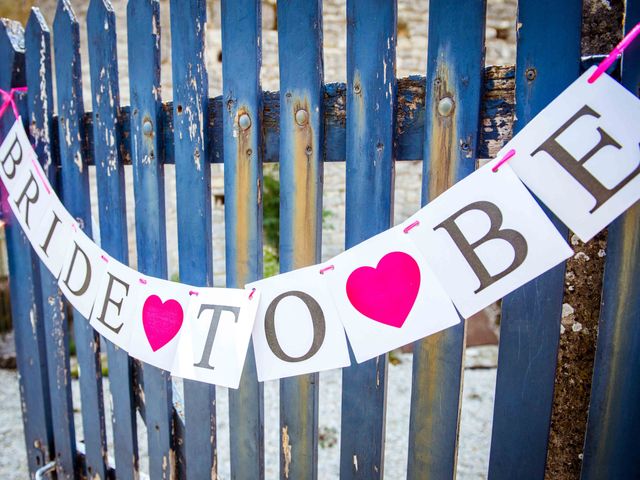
[437, 97, 454, 116]
[525, 67, 537, 81]
[353, 83, 361, 94]
[238, 113, 251, 130]
[305, 145, 313, 155]
[142, 120, 153, 135]
[295, 109, 309, 126]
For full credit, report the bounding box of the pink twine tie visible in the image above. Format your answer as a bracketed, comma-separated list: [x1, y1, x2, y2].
[0, 87, 27, 120]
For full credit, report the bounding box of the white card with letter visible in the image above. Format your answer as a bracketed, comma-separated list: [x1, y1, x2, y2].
[89, 259, 140, 351]
[405, 163, 574, 318]
[58, 227, 109, 319]
[0, 120, 35, 195]
[324, 227, 460, 363]
[248, 266, 351, 382]
[172, 287, 260, 389]
[8, 156, 56, 245]
[504, 67, 640, 241]
[31, 197, 76, 278]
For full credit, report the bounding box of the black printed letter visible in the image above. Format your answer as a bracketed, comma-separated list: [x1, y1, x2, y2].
[12, 172, 40, 228]
[95, 273, 130, 334]
[264, 291, 326, 362]
[434, 201, 528, 293]
[1, 135, 23, 180]
[532, 105, 639, 212]
[193, 304, 241, 370]
[62, 243, 92, 296]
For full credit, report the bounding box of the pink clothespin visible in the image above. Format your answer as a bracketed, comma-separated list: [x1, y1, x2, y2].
[588, 22, 640, 83]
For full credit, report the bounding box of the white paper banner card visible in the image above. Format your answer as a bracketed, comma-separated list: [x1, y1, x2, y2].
[323, 227, 460, 364]
[32, 197, 77, 278]
[9, 152, 56, 245]
[58, 226, 110, 319]
[0, 119, 35, 195]
[126, 276, 192, 371]
[248, 266, 351, 382]
[404, 163, 574, 319]
[89, 259, 140, 351]
[503, 66, 640, 242]
[172, 287, 260, 389]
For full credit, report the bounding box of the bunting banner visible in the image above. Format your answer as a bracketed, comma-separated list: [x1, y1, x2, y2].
[1, 65, 639, 388]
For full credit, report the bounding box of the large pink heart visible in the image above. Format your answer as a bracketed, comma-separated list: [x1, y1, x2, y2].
[142, 295, 184, 352]
[346, 251, 421, 328]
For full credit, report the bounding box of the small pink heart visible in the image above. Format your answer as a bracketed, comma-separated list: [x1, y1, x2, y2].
[346, 251, 421, 328]
[142, 295, 184, 352]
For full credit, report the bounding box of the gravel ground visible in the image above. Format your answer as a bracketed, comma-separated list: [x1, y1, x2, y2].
[0, 346, 497, 479]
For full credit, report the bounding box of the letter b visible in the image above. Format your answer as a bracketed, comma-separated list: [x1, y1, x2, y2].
[434, 201, 528, 293]
[2, 136, 23, 180]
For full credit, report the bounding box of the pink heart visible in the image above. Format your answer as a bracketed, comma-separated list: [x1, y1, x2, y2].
[142, 295, 184, 352]
[346, 251, 421, 328]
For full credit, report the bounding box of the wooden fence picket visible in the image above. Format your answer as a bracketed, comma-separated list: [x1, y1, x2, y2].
[52, 1, 109, 477]
[340, 1, 396, 478]
[489, 1, 582, 478]
[407, 1, 487, 478]
[25, 8, 78, 479]
[127, 0, 176, 478]
[277, 1, 324, 478]
[168, 0, 216, 478]
[581, 2, 640, 477]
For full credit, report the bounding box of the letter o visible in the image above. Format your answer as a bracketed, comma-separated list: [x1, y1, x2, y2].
[264, 290, 326, 363]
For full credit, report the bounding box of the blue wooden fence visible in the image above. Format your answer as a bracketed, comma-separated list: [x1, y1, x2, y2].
[1, 0, 639, 478]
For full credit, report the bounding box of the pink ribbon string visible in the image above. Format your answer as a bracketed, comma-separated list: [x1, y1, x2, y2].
[0, 87, 27, 120]
[491, 148, 516, 173]
[588, 22, 640, 83]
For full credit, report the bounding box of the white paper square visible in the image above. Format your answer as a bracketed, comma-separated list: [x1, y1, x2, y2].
[31, 197, 76, 278]
[405, 163, 574, 318]
[248, 266, 351, 382]
[324, 227, 460, 363]
[0, 120, 35, 195]
[126, 276, 192, 371]
[503, 66, 640, 241]
[8, 157, 56, 244]
[171, 287, 260, 388]
[89, 259, 140, 351]
[58, 227, 110, 319]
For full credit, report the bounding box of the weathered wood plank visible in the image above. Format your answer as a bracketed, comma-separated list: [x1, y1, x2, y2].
[220, 1, 265, 479]
[488, 1, 582, 478]
[126, 0, 175, 478]
[52, 66, 516, 169]
[407, 1, 486, 478]
[0, 19, 53, 477]
[86, 2, 139, 478]
[25, 8, 78, 479]
[52, 2, 108, 477]
[168, 1, 216, 478]
[277, 1, 323, 479]
[581, 2, 640, 477]
[339, 1, 396, 478]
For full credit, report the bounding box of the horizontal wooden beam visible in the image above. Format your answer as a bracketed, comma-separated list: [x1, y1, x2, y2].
[49, 66, 513, 168]
[49, 57, 609, 167]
